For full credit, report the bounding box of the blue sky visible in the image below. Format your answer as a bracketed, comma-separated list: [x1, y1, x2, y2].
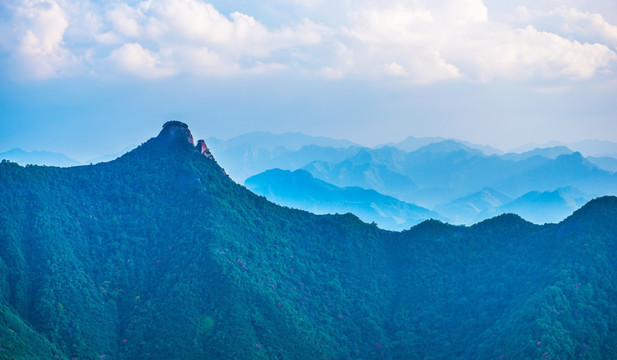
[1, 0, 616, 161]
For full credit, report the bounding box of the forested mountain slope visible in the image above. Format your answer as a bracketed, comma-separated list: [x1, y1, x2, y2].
[1, 121, 615, 360]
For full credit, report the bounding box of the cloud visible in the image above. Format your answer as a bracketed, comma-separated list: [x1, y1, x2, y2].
[6, 0, 81, 79]
[517, 6, 617, 49]
[338, 2, 616, 82]
[102, 0, 322, 77]
[443, 23, 617, 81]
[107, 4, 142, 38]
[339, 6, 462, 82]
[2, 0, 616, 82]
[384, 62, 408, 77]
[108, 43, 175, 78]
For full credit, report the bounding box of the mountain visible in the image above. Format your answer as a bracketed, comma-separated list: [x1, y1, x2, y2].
[207, 131, 359, 152]
[245, 169, 438, 231]
[501, 146, 573, 161]
[203, 133, 615, 210]
[434, 187, 513, 225]
[411, 139, 483, 155]
[380, 135, 446, 152]
[437, 186, 593, 225]
[490, 187, 591, 224]
[495, 152, 616, 197]
[1, 121, 617, 359]
[206, 143, 362, 183]
[85, 145, 136, 165]
[303, 147, 419, 205]
[0, 148, 80, 167]
[304, 141, 494, 206]
[383, 136, 503, 155]
[204, 132, 362, 182]
[511, 140, 617, 157]
[303, 143, 617, 207]
[457, 140, 503, 155]
[587, 156, 617, 173]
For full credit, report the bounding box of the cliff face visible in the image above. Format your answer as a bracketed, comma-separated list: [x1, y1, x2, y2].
[156, 121, 215, 161]
[156, 120, 194, 145]
[196, 139, 213, 159]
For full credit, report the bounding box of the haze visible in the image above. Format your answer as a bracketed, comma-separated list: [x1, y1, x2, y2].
[1, 0, 616, 162]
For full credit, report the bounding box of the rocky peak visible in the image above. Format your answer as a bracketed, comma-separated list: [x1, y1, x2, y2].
[196, 139, 213, 159]
[157, 121, 194, 146]
[155, 121, 216, 161]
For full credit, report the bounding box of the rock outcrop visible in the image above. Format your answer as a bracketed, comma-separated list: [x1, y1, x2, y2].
[196, 139, 213, 159]
[157, 121, 194, 145]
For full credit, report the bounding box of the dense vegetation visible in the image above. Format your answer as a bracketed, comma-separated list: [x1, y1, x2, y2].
[1, 122, 616, 359]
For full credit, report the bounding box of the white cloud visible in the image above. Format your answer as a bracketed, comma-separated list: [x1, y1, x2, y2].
[443, 23, 617, 81]
[2, 0, 616, 83]
[529, 6, 617, 48]
[437, 0, 488, 25]
[8, 0, 80, 79]
[102, 0, 322, 76]
[107, 4, 142, 38]
[145, 0, 235, 44]
[384, 62, 408, 77]
[109, 43, 175, 78]
[339, 2, 616, 82]
[340, 6, 462, 82]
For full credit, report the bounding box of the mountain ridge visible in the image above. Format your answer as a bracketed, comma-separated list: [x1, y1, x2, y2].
[245, 168, 438, 230]
[1, 123, 616, 359]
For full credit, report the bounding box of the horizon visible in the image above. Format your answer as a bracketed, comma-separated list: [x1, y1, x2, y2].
[1, 0, 616, 161]
[2, 124, 617, 164]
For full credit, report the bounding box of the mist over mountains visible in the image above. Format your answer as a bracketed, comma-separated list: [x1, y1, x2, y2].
[204, 132, 616, 226]
[4, 131, 616, 227]
[1, 122, 616, 359]
[0, 148, 80, 167]
[245, 169, 440, 231]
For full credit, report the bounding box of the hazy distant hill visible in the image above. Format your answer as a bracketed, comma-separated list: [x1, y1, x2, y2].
[303, 142, 617, 207]
[381, 135, 503, 155]
[207, 131, 359, 152]
[435, 186, 593, 225]
[303, 141, 493, 206]
[303, 147, 418, 202]
[495, 152, 616, 197]
[1, 122, 616, 359]
[587, 156, 617, 173]
[434, 187, 513, 225]
[205, 132, 362, 181]
[511, 139, 617, 157]
[207, 144, 362, 183]
[0, 148, 79, 167]
[501, 146, 573, 161]
[491, 187, 590, 224]
[202, 133, 617, 209]
[85, 145, 136, 164]
[379, 135, 446, 152]
[245, 168, 438, 230]
[207, 133, 502, 182]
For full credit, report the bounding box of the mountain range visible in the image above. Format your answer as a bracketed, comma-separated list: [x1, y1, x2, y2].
[302, 142, 615, 207]
[510, 139, 617, 157]
[245, 169, 439, 231]
[0, 147, 135, 167]
[1, 122, 616, 359]
[434, 186, 592, 225]
[0, 148, 80, 167]
[5, 132, 616, 227]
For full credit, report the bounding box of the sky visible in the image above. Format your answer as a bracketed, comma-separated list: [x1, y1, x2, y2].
[0, 0, 616, 162]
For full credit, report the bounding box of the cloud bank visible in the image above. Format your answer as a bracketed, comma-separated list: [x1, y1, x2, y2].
[2, 0, 616, 82]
